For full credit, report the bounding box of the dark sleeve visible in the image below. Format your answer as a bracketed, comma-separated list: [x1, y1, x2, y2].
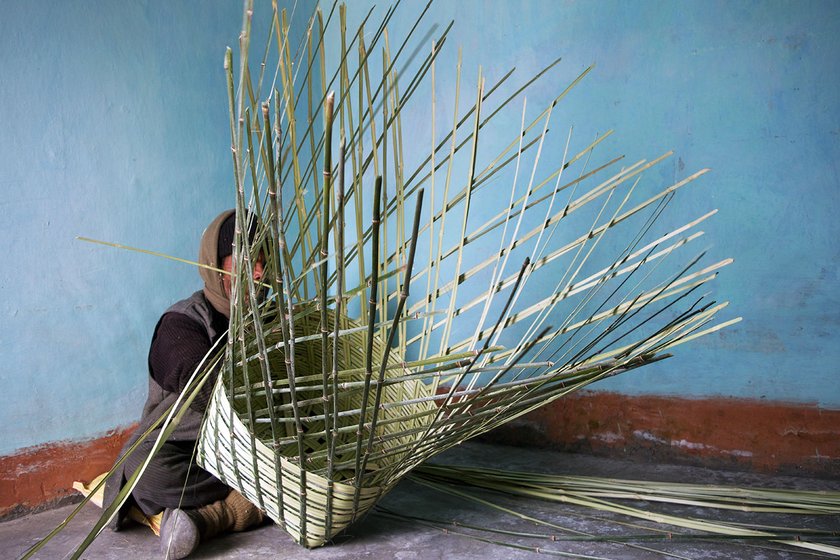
[149, 312, 217, 411]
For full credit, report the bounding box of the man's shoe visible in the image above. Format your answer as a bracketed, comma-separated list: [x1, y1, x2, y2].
[159, 508, 200, 560]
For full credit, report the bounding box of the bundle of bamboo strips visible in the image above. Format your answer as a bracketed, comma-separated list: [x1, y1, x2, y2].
[409, 463, 840, 556]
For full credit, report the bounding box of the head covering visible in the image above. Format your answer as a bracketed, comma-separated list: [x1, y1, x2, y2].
[216, 212, 237, 263]
[216, 211, 259, 263]
[199, 209, 235, 318]
[199, 209, 262, 318]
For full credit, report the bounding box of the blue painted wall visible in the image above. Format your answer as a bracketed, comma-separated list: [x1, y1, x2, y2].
[0, 1, 272, 456]
[335, 0, 840, 406]
[1, 1, 837, 457]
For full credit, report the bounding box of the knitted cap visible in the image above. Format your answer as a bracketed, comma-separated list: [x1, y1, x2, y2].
[217, 211, 259, 263]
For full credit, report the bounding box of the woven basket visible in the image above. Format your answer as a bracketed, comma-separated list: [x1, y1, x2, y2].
[197, 306, 438, 546]
[192, 0, 736, 549]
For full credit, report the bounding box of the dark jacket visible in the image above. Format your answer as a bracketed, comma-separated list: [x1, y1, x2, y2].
[104, 291, 227, 527]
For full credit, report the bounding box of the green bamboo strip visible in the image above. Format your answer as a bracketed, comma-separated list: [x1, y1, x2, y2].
[271, 2, 326, 163]
[419, 38, 438, 362]
[76, 237, 226, 276]
[231, 221, 270, 508]
[384, 31, 411, 358]
[285, 0, 339, 117]
[338, 4, 369, 322]
[244, 108, 265, 221]
[307, 14, 324, 240]
[346, 19, 452, 178]
[272, 88, 300, 302]
[264, 99, 290, 516]
[276, 8, 313, 302]
[359, 188, 424, 488]
[238, 112, 269, 510]
[233, 0, 253, 159]
[270, 84, 310, 542]
[276, 2, 399, 234]
[329, 138, 347, 497]
[224, 43, 248, 491]
[378, 40, 391, 346]
[282, 4, 416, 265]
[319, 91, 337, 533]
[351, 176, 383, 517]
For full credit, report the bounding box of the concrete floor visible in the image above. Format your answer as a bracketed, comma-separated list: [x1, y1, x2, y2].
[4, 442, 839, 559]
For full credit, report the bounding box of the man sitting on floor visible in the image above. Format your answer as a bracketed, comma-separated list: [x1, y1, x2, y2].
[105, 210, 265, 559]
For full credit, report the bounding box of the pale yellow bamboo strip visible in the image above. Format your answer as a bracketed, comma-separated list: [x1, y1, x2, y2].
[468, 265, 728, 359]
[404, 157, 700, 319]
[466, 98, 531, 375]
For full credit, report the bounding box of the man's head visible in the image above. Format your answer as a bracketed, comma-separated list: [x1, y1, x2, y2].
[216, 211, 264, 299]
[199, 210, 264, 316]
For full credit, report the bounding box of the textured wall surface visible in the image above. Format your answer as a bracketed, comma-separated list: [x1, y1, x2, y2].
[0, 1, 838, 462]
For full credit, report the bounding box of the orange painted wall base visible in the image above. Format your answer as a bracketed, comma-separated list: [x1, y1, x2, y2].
[3, 394, 839, 519]
[0, 426, 135, 520]
[485, 392, 840, 478]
